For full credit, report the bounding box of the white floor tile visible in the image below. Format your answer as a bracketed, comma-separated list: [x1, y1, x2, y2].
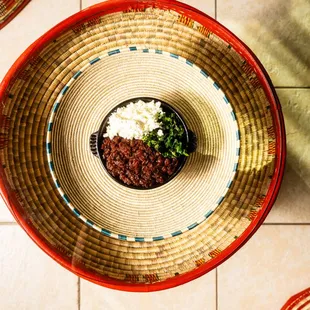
[0, 197, 15, 222]
[266, 89, 310, 223]
[217, 0, 310, 87]
[218, 225, 310, 310]
[0, 225, 78, 310]
[0, 0, 80, 81]
[82, 0, 108, 9]
[81, 271, 216, 310]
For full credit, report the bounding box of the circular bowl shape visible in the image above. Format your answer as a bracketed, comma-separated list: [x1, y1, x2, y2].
[45, 47, 240, 242]
[89, 97, 194, 190]
[0, 0, 285, 292]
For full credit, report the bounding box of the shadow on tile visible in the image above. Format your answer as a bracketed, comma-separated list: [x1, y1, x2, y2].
[250, 1, 310, 86]
[267, 89, 310, 222]
[270, 160, 310, 223]
[262, 2, 310, 68]
[218, 0, 310, 86]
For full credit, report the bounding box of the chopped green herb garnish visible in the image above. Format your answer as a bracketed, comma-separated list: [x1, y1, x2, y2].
[142, 112, 189, 158]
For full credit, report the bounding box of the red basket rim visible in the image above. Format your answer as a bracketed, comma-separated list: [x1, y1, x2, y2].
[281, 288, 310, 310]
[0, 0, 286, 292]
[0, 0, 31, 30]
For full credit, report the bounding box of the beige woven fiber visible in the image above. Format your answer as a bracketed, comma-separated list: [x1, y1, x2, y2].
[0, 5, 278, 285]
[51, 50, 239, 239]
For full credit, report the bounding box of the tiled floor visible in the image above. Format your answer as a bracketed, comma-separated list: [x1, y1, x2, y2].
[0, 225, 78, 310]
[0, 0, 309, 309]
[80, 272, 216, 310]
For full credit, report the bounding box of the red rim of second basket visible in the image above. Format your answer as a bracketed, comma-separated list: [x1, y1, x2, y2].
[0, 0, 286, 292]
[0, 0, 31, 30]
[281, 288, 310, 310]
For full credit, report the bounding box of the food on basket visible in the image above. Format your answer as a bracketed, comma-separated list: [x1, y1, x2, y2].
[104, 100, 162, 140]
[101, 100, 189, 188]
[102, 137, 179, 188]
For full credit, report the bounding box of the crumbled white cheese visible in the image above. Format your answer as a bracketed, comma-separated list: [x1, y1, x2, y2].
[157, 129, 164, 136]
[104, 100, 163, 139]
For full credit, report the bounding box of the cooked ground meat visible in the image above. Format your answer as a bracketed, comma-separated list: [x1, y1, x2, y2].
[101, 136, 179, 188]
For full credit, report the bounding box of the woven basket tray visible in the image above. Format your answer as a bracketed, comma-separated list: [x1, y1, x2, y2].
[0, 0, 31, 29]
[0, 0, 286, 291]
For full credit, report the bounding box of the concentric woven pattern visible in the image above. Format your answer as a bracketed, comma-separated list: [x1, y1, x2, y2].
[46, 47, 240, 241]
[0, 0, 30, 29]
[0, 5, 278, 286]
[282, 288, 310, 310]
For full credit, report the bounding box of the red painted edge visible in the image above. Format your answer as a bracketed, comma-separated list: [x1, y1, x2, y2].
[297, 301, 310, 310]
[0, 0, 31, 30]
[0, 0, 286, 292]
[281, 288, 310, 310]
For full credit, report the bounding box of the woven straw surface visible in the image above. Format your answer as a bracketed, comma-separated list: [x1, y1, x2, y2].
[48, 49, 239, 240]
[0, 0, 30, 29]
[0, 5, 279, 286]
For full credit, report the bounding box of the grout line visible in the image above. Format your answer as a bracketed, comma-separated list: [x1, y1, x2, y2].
[215, 0, 217, 20]
[0, 222, 18, 225]
[78, 277, 81, 310]
[275, 86, 310, 89]
[216, 268, 218, 310]
[263, 223, 310, 225]
[80, 0, 82, 11]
